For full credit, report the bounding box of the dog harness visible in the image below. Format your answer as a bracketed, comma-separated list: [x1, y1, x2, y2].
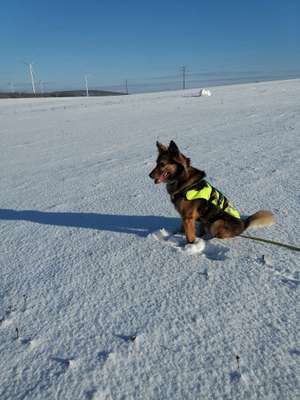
[185, 181, 241, 219]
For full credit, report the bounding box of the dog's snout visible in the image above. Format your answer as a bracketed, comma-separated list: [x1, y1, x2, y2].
[149, 168, 156, 179]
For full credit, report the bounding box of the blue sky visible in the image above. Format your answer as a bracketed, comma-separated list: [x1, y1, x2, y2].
[0, 0, 299, 91]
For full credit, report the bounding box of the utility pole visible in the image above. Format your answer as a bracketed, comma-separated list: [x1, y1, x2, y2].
[39, 80, 45, 95]
[125, 79, 128, 94]
[9, 81, 15, 93]
[180, 66, 186, 90]
[84, 75, 89, 97]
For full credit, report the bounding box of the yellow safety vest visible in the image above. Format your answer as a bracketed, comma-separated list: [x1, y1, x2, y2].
[186, 182, 240, 219]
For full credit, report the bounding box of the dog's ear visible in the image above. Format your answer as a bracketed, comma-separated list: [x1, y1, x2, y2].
[156, 141, 168, 154]
[168, 140, 180, 156]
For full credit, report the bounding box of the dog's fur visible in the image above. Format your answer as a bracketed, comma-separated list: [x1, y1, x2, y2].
[149, 140, 275, 243]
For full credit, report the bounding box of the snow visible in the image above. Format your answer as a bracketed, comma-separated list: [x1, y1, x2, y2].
[0, 79, 299, 399]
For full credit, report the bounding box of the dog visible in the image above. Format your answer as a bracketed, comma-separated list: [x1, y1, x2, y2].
[149, 140, 275, 243]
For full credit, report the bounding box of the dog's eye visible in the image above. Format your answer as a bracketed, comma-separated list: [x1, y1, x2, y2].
[159, 162, 166, 167]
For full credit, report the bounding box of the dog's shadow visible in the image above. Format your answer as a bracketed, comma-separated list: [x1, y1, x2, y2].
[0, 208, 180, 238]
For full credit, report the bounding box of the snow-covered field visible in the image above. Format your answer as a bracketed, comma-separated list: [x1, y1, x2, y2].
[0, 80, 299, 400]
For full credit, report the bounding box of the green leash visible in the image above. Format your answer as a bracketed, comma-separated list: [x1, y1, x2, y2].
[239, 234, 300, 253]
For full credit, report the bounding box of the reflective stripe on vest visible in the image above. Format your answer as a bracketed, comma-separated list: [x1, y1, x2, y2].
[186, 182, 240, 219]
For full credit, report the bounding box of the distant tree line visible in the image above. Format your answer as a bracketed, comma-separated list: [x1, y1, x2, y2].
[0, 89, 127, 99]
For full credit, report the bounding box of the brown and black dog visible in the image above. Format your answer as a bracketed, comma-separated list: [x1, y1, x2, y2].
[149, 140, 275, 243]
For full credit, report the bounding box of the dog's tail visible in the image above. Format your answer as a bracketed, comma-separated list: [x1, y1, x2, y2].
[245, 210, 276, 230]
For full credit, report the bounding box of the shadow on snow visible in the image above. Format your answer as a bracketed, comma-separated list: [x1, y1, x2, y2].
[0, 209, 180, 237]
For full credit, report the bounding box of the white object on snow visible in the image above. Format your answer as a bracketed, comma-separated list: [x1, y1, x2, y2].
[150, 229, 205, 255]
[181, 238, 205, 255]
[199, 88, 212, 96]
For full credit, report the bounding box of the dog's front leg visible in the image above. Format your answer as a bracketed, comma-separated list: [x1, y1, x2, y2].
[183, 218, 196, 243]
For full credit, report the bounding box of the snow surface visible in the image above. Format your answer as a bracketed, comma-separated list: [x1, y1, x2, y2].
[0, 80, 299, 400]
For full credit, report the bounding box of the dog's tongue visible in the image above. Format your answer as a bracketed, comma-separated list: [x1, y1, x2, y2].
[155, 174, 166, 184]
[158, 174, 166, 183]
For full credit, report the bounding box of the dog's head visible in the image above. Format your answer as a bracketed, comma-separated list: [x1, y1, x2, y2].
[149, 140, 191, 184]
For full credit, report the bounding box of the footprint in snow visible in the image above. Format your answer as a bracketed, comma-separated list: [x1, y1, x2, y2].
[5, 305, 17, 317]
[229, 369, 250, 385]
[18, 337, 33, 346]
[230, 370, 242, 384]
[113, 333, 143, 355]
[85, 388, 113, 400]
[289, 348, 300, 356]
[204, 241, 229, 261]
[16, 334, 42, 350]
[97, 350, 110, 366]
[293, 271, 300, 280]
[259, 256, 299, 290]
[198, 268, 209, 280]
[50, 356, 76, 372]
[280, 276, 299, 289]
[114, 333, 137, 343]
[84, 388, 98, 400]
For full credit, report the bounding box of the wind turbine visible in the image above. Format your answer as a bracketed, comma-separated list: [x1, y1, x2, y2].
[24, 62, 36, 95]
[84, 74, 90, 97]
